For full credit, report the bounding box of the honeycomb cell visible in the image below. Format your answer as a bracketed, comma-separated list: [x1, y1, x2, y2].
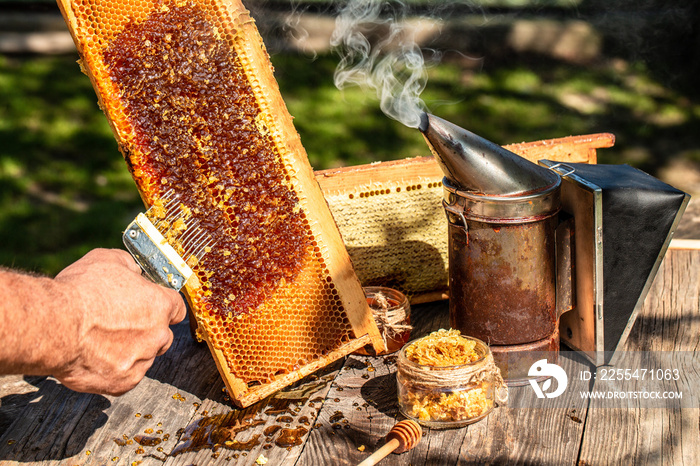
[63, 0, 358, 388]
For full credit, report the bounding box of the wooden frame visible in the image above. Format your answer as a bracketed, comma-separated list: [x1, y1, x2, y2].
[58, 0, 384, 408]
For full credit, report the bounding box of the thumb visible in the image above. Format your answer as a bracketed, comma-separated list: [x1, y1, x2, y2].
[166, 289, 188, 325]
[110, 249, 143, 275]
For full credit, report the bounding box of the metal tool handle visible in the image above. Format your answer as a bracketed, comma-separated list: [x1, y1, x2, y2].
[122, 213, 193, 291]
[547, 162, 576, 178]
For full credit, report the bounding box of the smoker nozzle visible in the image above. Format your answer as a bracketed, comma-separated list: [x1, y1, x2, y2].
[419, 113, 560, 196]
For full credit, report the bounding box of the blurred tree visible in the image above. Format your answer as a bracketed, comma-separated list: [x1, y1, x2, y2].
[580, 0, 700, 96]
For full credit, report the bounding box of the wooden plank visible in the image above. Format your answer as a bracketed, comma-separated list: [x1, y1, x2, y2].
[0, 376, 104, 464]
[0, 375, 44, 437]
[456, 355, 589, 465]
[162, 359, 344, 466]
[0, 320, 222, 465]
[314, 132, 614, 194]
[301, 300, 591, 465]
[504, 132, 614, 165]
[89, 323, 223, 466]
[670, 238, 700, 250]
[296, 300, 447, 465]
[578, 247, 700, 464]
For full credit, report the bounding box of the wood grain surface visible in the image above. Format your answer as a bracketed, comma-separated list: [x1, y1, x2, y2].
[0, 243, 698, 465]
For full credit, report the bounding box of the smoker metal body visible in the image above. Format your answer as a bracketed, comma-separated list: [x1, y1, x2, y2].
[443, 180, 561, 346]
[420, 113, 689, 381]
[443, 178, 567, 382]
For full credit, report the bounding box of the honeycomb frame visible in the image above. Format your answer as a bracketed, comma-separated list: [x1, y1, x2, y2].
[57, 0, 384, 407]
[315, 133, 615, 304]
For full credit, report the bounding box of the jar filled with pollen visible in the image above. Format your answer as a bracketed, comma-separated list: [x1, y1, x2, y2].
[396, 329, 508, 429]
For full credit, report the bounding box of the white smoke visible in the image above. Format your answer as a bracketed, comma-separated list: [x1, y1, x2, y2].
[330, 0, 432, 129]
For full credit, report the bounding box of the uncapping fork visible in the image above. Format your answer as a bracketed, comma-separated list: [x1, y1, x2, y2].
[122, 190, 214, 291]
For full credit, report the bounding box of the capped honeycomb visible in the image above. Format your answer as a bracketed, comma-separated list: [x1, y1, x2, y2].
[57, 0, 383, 406]
[315, 134, 615, 304]
[323, 175, 449, 303]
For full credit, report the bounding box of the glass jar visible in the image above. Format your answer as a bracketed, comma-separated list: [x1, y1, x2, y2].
[396, 331, 506, 429]
[355, 286, 412, 356]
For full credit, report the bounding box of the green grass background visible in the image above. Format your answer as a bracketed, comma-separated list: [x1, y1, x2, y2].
[1, 2, 699, 275]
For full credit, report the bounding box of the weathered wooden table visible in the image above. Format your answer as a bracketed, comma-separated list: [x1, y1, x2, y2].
[1, 241, 698, 465]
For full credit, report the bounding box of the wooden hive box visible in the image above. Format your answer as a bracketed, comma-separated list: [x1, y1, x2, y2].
[316, 133, 615, 304]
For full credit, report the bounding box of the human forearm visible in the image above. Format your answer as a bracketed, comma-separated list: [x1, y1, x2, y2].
[0, 249, 186, 395]
[0, 268, 79, 376]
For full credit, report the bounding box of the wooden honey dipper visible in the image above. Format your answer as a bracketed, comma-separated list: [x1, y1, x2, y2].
[357, 419, 422, 466]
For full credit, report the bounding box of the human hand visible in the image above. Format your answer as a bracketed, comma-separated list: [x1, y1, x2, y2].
[52, 248, 186, 396]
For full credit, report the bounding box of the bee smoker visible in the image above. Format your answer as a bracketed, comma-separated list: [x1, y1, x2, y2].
[419, 113, 690, 382]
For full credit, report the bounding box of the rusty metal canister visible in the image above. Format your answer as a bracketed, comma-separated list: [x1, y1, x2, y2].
[443, 178, 561, 346]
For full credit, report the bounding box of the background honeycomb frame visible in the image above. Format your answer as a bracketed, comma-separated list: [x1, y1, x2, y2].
[317, 133, 615, 304]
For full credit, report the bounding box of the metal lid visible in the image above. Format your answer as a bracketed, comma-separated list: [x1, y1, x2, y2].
[442, 177, 561, 223]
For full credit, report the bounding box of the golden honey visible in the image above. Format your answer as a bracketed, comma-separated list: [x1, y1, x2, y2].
[57, 0, 381, 405]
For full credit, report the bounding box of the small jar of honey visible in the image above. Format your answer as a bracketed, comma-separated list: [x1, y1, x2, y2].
[355, 286, 412, 356]
[396, 329, 507, 429]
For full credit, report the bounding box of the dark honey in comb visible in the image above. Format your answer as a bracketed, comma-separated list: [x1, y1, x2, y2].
[103, 4, 310, 318]
[57, 0, 384, 407]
